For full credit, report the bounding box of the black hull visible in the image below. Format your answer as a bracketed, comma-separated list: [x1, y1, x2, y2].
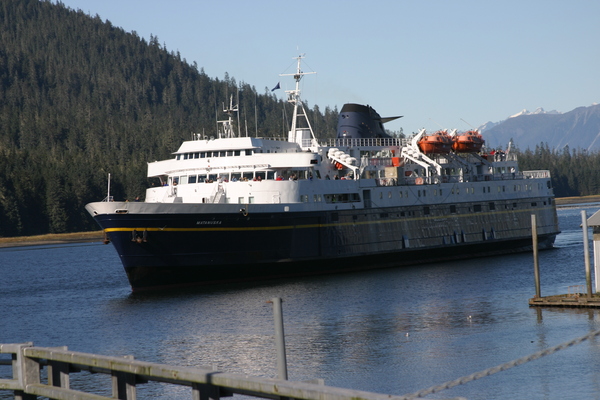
[93, 198, 560, 292]
[122, 235, 555, 292]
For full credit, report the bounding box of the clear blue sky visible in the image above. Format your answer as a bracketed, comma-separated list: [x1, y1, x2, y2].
[58, 0, 599, 136]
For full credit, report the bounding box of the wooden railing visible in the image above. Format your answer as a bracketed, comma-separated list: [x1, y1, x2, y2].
[0, 343, 412, 400]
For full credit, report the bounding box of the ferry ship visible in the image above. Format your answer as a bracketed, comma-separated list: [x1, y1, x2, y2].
[85, 55, 560, 292]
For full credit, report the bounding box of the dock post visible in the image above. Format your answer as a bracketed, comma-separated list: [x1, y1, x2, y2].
[270, 297, 288, 380]
[582, 210, 593, 298]
[112, 355, 137, 400]
[595, 231, 600, 294]
[48, 346, 70, 389]
[532, 214, 541, 298]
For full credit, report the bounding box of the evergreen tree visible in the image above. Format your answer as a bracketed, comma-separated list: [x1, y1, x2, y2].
[0, 0, 335, 237]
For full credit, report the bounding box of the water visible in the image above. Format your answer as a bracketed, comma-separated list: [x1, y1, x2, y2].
[2, 206, 600, 399]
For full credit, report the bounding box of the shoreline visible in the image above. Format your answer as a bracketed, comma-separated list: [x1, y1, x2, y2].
[1, 195, 600, 249]
[0, 231, 104, 249]
[554, 194, 600, 206]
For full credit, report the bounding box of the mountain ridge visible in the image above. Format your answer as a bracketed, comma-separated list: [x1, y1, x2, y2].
[479, 103, 600, 151]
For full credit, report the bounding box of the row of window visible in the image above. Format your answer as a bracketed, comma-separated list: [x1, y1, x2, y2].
[376, 184, 538, 200]
[299, 193, 361, 203]
[372, 185, 541, 201]
[346, 200, 545, 218]
[176, 149, 253, 160]
[172, 171, 275, 184]
[167, 169, 320, 185]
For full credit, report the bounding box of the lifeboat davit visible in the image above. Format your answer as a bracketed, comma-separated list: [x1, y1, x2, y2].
[452, 130, 484, 153]
[417, 130, 453, 154]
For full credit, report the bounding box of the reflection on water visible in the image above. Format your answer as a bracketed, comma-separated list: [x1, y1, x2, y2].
[2, 206, 600, 399]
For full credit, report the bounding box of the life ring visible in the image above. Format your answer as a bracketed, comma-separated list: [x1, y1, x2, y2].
[415, 177, 424, 185]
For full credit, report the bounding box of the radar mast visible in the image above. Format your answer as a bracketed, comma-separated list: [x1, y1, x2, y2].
[280, 54, 318, 148]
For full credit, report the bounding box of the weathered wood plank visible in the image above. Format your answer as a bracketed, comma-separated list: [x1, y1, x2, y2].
[26, 383, 111, 400]
[1, 344, 447, 400]
[0, 378, 21, 390]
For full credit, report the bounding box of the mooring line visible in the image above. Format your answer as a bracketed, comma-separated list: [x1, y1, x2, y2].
[400, 328, 600, 399]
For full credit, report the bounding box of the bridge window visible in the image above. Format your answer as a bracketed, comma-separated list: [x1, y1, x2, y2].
[324, 193, 361, 203]
[255, 171, 266, 180]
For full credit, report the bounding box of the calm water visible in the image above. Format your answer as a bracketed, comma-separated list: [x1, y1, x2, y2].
[2, 206, 600, 399]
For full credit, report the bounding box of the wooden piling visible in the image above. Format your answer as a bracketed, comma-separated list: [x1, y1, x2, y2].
[532, 214, 541, 298]
[529, 210, 600, 307]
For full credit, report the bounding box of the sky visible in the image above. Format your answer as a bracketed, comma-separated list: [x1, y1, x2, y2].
[57, 0, 599, 136]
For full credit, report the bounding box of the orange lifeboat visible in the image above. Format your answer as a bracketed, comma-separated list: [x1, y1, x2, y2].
[418, 130, 452, 154]
[452, 130, 484, 153]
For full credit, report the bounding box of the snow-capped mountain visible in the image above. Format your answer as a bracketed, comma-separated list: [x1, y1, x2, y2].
[480, 104, 600, 151]
[479, 108, 561, 132]
[508, 107, 561, 119]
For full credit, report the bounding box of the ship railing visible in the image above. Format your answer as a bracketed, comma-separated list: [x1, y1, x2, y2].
[523, 170, 551, 179]
[102, 196, 114, 202]
[482, 152, 519, 163]
[365, 157, 396, 167]
[0, 343, 410, 400]
[492, 173, 518, 180]
[210, 184, 226, 204]
[375, 172, 540, 186]
[462, 173, 529, 183]
[376, 178, 400, 187]
[322, 137, 408, 148]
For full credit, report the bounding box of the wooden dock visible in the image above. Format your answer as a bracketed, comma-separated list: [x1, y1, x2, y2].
[530, 295, 600, 307]
[529, 211, 600, 308]
[0, 342, 456, 400]
[529, 285, 600, 308]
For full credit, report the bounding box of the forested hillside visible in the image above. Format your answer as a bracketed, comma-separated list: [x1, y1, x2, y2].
[0, 1, 596, 239]
[516, 145, 600, 198]
[0, 0, 338, 237]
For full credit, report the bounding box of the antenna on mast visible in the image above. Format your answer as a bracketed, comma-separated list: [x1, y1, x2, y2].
[217, 95, 239, 138]
[460, 118, 478, 131]
[279, 54, 318, 148]
[429, 118, 445, 130]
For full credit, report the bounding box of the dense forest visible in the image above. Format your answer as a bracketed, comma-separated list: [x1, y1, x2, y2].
[517, 144, 600, 198]
[0, 1, 597, 238]
[0, 0, 340, 237]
